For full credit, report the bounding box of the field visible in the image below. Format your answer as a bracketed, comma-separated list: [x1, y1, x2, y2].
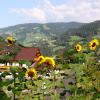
[0, 38, 100, 100]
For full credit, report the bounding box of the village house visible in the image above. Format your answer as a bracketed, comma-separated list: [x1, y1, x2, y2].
[0, 45, 41, 71]
[14, 47, 41, 62]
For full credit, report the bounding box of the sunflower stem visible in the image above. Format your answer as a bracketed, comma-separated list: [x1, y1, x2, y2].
[13, 72, 16, 100]
[53, 70, 56, 97]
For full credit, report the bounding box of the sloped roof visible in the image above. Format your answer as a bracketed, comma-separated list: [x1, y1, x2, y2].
[14, 47, 40, 61]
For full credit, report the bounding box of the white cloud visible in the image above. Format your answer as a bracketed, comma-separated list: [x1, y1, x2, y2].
[11, 0, 100, 22]
[11, 8, 46, 22]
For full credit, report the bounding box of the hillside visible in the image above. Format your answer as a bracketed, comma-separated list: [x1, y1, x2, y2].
[67, 20, 100, 37]
[0, 36, 7, 51]
[57, 20, 100, 44]
[0, 21, 100, 56]
[0, 22, 83, 35]
[0, 22, 84, 55]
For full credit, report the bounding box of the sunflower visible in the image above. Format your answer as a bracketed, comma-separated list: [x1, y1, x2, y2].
[7, 36, 14, 46]
[75, 44, 82, 52]
[34, 55, 45, 63]
[43, 57, 56, 67]
[25, 68, 37, 79]
[89, 39, 99, 50]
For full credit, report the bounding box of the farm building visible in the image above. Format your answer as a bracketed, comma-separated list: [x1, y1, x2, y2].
[0, 45, 41, 71]
[14, 47, 41, 62]
[0, 44, 41, 62]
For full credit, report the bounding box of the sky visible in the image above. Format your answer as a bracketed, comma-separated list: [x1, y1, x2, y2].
[0, 0, 100, 28]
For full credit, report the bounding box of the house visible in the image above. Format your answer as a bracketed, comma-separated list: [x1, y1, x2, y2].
[14, 47, 41, 62]
[0, 37, 42, 71]
[0, 43, 41, 62]
[0, 46, 41, 71]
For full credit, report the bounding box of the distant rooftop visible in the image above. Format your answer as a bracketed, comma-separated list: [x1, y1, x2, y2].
[14, 47, 41, 61]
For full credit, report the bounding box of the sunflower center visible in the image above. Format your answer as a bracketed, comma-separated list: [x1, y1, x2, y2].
[28, 71, 34, 78]
[92, 42, 96, 47]
[8, 40, 13, 44]
[76, 46, 79, 50]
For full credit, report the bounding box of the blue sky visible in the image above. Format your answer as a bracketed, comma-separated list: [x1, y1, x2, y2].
[0, 0, 100, 28]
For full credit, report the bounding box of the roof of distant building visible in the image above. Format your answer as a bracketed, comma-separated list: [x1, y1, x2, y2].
[14, 47, 41, 61]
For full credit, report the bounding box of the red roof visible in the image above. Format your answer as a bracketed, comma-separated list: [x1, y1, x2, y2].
[14, 47, 40, 61]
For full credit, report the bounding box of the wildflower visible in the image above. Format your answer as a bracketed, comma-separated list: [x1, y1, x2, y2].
[75, 44, 82, 52]
[98, 60, 100, 63]
[7, 36, 14, 46]
[54, 70, 60, 75]
[34, 56, 56, 68]
[89, 39, 99, 50]
[42, 82, 47, 89]
[43, 57, 56, 67]
[25, 68, 37, 79]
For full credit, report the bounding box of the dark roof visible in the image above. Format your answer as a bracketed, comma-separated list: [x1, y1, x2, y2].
[14, 47, 40, 61]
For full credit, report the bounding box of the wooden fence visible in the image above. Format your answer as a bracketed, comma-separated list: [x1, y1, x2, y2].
[0, 66, 11, 72]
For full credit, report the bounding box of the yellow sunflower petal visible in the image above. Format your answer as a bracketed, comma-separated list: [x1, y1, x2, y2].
[25, 68, 37, 79]
[89, 39, 99, 50]
[38, 56, 45, 64]
[75, 44, 82, 52]
[44, 57, 56, 67]
[34, 55, 45, 63]
[7, 36, 14, 46]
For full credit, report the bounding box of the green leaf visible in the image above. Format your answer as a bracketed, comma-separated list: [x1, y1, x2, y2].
[0, 80, 13, 87]
[0, 90, 10, 100]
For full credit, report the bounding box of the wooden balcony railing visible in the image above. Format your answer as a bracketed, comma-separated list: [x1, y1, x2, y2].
[0, 66, 11, 72]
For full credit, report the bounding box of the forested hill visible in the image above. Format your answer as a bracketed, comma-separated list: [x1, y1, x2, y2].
[0, 22, 84, 37]
[67, 20, 100, 37]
